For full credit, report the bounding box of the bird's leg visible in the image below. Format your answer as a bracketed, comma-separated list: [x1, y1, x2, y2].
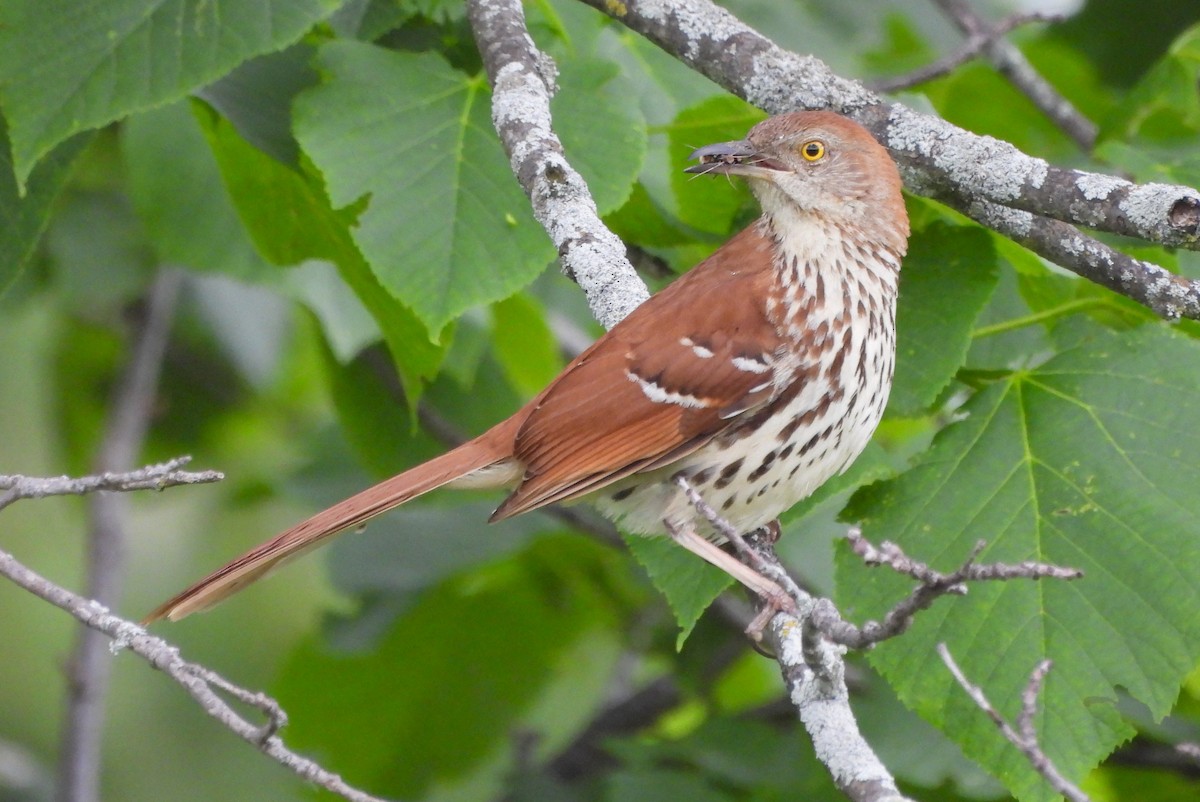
[662, 519, 796, 640]
[673, 474, 776, 575]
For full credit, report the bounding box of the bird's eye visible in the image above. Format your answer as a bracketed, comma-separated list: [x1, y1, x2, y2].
[801, 140, 826, 161]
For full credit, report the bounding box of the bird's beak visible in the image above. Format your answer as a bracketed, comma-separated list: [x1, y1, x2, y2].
[685, 139, 789, 177]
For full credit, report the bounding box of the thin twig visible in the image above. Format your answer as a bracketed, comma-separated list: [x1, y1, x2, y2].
[0, 457, 222, 512]
[872, 11, 1062, 94]
[58, 269, 182, 802]
[810, 528, 1081, 649]
[928, 0, 1096, 149]
[939, 645, 1090, 802]
[0, 545, 391, 802]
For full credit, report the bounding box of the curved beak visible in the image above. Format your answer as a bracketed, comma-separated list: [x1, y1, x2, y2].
[685, 139, 789, 176]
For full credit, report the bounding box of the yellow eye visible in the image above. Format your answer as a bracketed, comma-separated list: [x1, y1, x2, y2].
[801, 140, 825, 161]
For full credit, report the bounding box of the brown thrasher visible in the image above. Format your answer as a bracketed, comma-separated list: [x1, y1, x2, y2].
[145, 111, 908, 627]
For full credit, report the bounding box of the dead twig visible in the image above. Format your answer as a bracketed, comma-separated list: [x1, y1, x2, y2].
[939, 644, 1090, 802]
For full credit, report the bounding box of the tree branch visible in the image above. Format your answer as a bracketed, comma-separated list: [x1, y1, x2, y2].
[575, 0, 1200, 317]
[926, 0, 1096, 150]
[749, 542, 914, 802]
[58, 268, 182, 802]
[871, 11, 1063, 95]
[809, 529, 1081, 649]
[939, 645, 1090, 802]
[0, 470, 391, 802]
[466, 0, 648, 331]
[0, 457, 222, 511]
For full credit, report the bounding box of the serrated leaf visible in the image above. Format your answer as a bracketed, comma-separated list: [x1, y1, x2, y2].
[889, 221, 999, 416]
[198, 108, 447, 402]
[667, 97, 764, 235]
[294, 44, 554, 337]
[1091, 25, 1200, 186]
[0, 0, 340, 188]
[837, 323, 1200, 800]
[123, 101, 267, 279]
[624, 532, 732, 649]
[553, 59, 646, 215]
[0, 117, 89, 297]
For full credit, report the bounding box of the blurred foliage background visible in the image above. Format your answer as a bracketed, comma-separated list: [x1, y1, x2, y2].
[3, 0, 1200, 800]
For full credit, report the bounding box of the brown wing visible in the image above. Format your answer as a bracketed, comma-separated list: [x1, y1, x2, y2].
[492, 224, 787, 519]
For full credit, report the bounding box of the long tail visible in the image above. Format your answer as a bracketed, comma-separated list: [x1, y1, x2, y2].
[143, 435, 517, 623]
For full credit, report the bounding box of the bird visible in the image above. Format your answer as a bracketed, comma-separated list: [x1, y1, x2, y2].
[144, 110, 909, 631]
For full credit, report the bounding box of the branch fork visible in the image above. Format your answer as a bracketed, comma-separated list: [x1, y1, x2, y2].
[940, 644, 1091, 802]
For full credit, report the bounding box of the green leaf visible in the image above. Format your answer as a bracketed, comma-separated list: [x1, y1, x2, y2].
[667, 96, 764, 235]
[327, 501, 548, 598]
[624, 532, 733, 649]
[0, 117, 89, 297]
[294, 44, 554, 337]
[889, 220, 1000, 416]
[838, 323, 1200, 800]
[197, 43, 319, 166]
[1054, 0, 1200, 89]
[0, 0, 341, 189]
[491, 292, 563, 397]
[44, 190, 155, 314]
[608, 768, 737, 802]
[276, 534, 623, 798]
[1094, 24, 1200, 186]
[604, 182, 693, 249]
[319, 343, 441, 478]
[123, 102, 267, 279]
[607, 717, 844, 801]
[198, 108, 447, 401]
[283, 261, 380, 363]
[330, 0, 414, 40]
[553, 59, 646, 216]
[404, 0, 464, 24]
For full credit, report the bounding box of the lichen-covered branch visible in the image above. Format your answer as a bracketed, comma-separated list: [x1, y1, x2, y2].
[968, 201, 1200, 321]
[0, 457, 222, 512]
[466, 0, 648, 331]
[575, 0, 1200, 316]
[733, 526, 913, 802]
[0, 463, 390, 802]
[659, 476, 914, 802]
[0, 542, 390, 802]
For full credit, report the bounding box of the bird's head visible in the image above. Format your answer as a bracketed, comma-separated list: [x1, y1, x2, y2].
[686, 111, 908, 254]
